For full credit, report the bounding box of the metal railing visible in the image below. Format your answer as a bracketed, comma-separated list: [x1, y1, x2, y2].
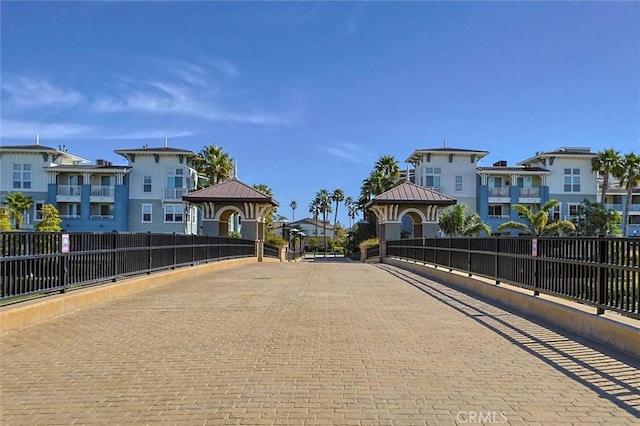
[90, 186, 115, 197]
[163, 188, 187, 199]
[386, 237, 640, 320]
[0, 232, 256, 303]
[366, 244, 380, 259]
[518, 187, 540, 198]
[263, 243, 279, 259]
[489, 187, 510, 197]
[57, 185, 82, 197]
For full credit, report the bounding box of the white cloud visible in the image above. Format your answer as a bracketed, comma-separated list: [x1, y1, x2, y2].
[1, 77, 84, 108]
[0, 119, 93, 139]
[209, 58, 239, 77]
[327, 143, 372, 163]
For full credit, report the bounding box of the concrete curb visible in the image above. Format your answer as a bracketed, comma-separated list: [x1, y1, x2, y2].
[384, 257, 640, 360]
[0, 257, 258, 335]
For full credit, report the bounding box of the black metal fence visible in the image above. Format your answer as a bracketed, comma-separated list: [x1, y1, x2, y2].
[366, 244, 380, 259]
[263, 243, 279, 259]
[386, 237, 640, 320]
[1, 232, 256, 303]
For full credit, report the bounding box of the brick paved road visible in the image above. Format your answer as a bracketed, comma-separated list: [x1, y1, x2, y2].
[1, 260, 639, 425]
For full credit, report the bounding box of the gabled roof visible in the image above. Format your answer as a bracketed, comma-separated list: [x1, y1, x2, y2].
[0, 144, 89, 163]
[406, 147, 489, 163]
[289, 218, 334, 229]
[182, 178, 279, 206]
[518, 147, 595, 165]
[370, 182, 457, 205]
[114, 146, 197, 156]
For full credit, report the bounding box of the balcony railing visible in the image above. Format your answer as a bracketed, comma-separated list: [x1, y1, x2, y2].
[489, 187, 510, 197]
[488, 214, 510, 219]
[424, 186, 444, 194]
[90, 186, 115, 197]
[164, 188, 187, 199]
[57, 185, 82, 197]
[60, 214, 81, 219]
[90, 215, 114, 220]
[518, 187, 540, 198]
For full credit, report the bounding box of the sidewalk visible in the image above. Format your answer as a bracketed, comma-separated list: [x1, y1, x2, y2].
[1, 261, 638, 424]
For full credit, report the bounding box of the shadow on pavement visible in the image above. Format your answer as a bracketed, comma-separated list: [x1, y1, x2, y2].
[376, 263, 640, 419]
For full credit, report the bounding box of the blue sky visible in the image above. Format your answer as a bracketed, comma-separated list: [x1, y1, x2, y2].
[1, 1, 638, 226]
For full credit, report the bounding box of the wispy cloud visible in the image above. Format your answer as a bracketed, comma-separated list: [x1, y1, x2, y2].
[345, 4, 366, 36]
[0, 119, 93, 139]
[208, 58, 239, 78]
[1, 77, 84, 108]
[97, 129, 195, 140]
[327, 143, 372, 163]
[92, 78, 299, 126]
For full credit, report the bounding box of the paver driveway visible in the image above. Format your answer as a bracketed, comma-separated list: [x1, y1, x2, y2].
[1, 260, 639, 425]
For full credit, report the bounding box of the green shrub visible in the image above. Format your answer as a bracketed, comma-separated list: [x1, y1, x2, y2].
[264, 234, 287, 247]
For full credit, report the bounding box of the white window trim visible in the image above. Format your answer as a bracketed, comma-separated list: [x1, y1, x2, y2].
[455, 175, 463, 192]
[164, 204, 184, 223]
[142, 203, 153, 223]
[34, 201, 45, 222]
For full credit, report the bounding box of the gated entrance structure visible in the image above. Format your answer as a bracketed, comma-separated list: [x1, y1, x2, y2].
[367, 182, 456, 257]
[182, 178, 278, 240]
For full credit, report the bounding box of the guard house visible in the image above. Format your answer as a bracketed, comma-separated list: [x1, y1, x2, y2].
[367, 181, 457, 241]
[182, 178, 278, 240]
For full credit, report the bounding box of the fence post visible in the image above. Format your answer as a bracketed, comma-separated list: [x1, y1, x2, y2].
[495, 237, 500, 285]
[112, 231, 118, 282]
[533, 238, 540, 296]
[59, 254, 68, 293]
[172, 233, 177, 269]
[147, 232, 152, 274]
[596, 236, 607, 315]
[191, 234, 195, 266]
[467, 238, 472, 277]
[448, 238, 453, 272]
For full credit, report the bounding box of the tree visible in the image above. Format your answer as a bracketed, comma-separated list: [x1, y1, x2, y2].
[5, 192, 34, 230]
[253, 183, 275, 231]
[438, 204, 491, 236]
[344, 196, 357, 227]
[613, 152, 640, 236]
[314, 189, 333, 253]
[592, 148, 622, 204]
[331, 189, 344, 227]
[290, 200, 297, 222]
[309, 199, 320, 242]
[375, 155, 400, 182]
[571, 199, 622, 236]
[195, 145, 234, 186]
[497, 200, 576, 236]
[35, 204, 62, 232]
[0, 207, 11, 231]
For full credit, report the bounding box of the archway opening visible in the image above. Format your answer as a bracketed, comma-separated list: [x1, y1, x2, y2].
[401, 211, 424, 238]
[218, 208, 242, 237]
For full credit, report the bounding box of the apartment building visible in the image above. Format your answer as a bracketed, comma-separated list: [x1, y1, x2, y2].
[114, 144, 200, 234]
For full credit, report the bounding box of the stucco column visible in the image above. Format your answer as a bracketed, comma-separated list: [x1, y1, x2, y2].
[256, 240, 264, 262]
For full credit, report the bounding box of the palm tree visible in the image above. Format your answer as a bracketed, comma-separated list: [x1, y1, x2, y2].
[195, 145, 234, 185]
[315, 189, 333, 254]
[308, 199, 320, 246]
[613, 152, 640, 236]
[438, 204, 491, 236]
[252, 183, 273, 197]
[375, 155, 400, 181]
[5, 192, 34, 230]
[290, 200, 297, 222]
[497, 200, 576, 236]
[592, 148, 622, 204]
[331, 189, 344, 227]
[344, 196, 355, 227]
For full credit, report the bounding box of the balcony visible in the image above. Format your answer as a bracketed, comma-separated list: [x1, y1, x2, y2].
[488, 187, 510, 203]
[57, 185, 82, 202]
[164, 187, 187, 199]
[90, 185, 115, 202]
[90, 215, 114, 220]
[60, 214, 81, 219]
[518, 187, 541, 203]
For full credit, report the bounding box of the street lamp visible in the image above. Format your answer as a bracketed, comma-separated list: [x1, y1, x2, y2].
[280, 218, 288, 238]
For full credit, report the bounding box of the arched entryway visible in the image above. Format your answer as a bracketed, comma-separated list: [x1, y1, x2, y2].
[182, 178, 278, 240]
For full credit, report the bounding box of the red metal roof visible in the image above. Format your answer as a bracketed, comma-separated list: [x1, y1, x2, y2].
[182, 178, 279, 206]
[371, 182, 457, 205]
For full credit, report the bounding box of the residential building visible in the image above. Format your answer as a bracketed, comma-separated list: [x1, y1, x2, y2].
[405, 147, 489, 213]
[0, 142, 89, 230]
[601, 178, 640, 237]
[273, 218, 336, 246]
[114, 144, 200, 234]
[517, 147, 598, 223]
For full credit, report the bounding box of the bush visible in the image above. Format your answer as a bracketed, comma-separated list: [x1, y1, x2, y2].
[264, 234, 287, 247]
[359, 238, 379, 251]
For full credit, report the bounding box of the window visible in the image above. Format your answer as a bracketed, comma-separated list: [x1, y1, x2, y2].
[12, 164, 31, 189]
[564, 168, 581, 192]
[64, 204, 81, 218]
[34, 202, 45, 221]
[568, 203, 581, 217]
[551, 204, 561, 221]
[488, 177, 502, 188]
[517, 177, 532, 188]
[488, 205, 503, 217]
[424, 167, 441, 189]
[164, 204, 184, 222]
[143, 176, 152, 192]
[455, 176, 463, 192]
[166, 169, 183, 189]
[142, 204, 152, 223]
